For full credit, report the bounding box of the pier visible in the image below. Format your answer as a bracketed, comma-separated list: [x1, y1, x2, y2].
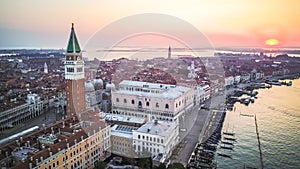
[255, 115, 264, 169]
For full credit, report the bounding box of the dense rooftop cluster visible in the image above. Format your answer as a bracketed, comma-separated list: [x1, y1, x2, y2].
[220, 54, 300, 78]
[0, 115, 80, 168]
[132, 68, 176, 85]
[0, 54, 65, 112]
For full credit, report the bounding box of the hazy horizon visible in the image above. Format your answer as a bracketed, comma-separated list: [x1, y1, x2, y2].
[1, 0, 300, 49]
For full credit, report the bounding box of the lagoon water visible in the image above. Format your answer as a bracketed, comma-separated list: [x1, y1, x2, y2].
[216, 79, 300, 169]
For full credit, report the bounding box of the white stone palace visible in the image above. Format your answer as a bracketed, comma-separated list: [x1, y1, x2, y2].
[111, 80, 196, 123]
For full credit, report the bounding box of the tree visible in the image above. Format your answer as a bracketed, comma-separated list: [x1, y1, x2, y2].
[94, 160, 107, 169]
[137, 157, 152, 169]
[167, 162, 185, 169]
[154, 163, 167, 169]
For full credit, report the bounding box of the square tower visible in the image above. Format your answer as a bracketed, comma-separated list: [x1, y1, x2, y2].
[64, 23, 86, 116]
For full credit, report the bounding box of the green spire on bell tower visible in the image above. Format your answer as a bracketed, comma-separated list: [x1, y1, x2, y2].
[67, 23, 81, 53]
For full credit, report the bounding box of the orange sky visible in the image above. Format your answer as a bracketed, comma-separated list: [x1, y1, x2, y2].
[0, 0, 299, 48]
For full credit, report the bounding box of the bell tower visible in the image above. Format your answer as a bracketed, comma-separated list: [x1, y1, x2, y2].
[65, 23, 86, 116]
[168, 46, 171, 59]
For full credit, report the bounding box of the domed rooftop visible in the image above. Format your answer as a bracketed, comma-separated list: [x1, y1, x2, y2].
[111, 83, 116, 91]
[85, 81, 95, 92]
[106, 83, 116, 92]
[93, 78, 103, 90]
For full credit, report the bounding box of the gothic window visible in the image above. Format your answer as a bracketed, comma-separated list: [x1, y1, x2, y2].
[67, 67, 74, 72]
[131, 99, 135, 104]
[156, 103, 159, 108]
[146, 101, 149, 107]
[165, 104, 169, 109]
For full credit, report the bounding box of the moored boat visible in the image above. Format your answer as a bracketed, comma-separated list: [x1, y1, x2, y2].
[223, 131, 235, 136]
[217, 153, 232, 158]
[224, 137, 237, 141]
[221, 141, 234, 145]
[220, 145, 234, 150]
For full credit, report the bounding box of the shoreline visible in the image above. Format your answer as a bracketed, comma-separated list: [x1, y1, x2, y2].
[186, 74, 299, 168]
[206, 74, 300, 144]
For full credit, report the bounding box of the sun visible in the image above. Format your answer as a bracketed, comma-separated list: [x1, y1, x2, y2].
[265, 39, 279, 46]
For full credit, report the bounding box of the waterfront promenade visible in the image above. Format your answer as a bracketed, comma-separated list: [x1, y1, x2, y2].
[171, 75, 299, 166]
[171, 80, 253, 166]
[172, 92, 227, 166]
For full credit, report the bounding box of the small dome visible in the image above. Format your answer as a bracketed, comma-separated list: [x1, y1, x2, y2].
[93, 78, 103, 85]
[105, 83, 116, 91]
[93, 78, 103, 90]
[85, 81, 95, 92]
[105, 83, 112, 91]
[111, 83, 116, 91]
